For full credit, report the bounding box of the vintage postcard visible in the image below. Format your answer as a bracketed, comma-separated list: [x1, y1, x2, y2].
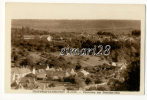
[5, 3, 145, 95]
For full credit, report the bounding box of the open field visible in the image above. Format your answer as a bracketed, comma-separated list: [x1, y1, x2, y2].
[50, 51, 109, 67]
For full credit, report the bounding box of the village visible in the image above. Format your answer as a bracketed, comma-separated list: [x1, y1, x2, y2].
[11, 59, 127, 90]
[11, 31, 128, 90]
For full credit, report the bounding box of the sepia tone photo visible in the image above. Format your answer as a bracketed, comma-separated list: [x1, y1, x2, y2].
[5, 3, 145, 94]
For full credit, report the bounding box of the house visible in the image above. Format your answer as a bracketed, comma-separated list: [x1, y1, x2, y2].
[40, 35, 52, 41]
[65, 68, 77, 76]
[77, 71, 84, 77]
[19, 77, 38, 90]
[80, 69, 89, 77]
[35, 65, 46, 70]
[35, 65, 46, 74]
[51, 71, 64, 80]
[46, 70, 65, 80]
[36, 70, 47, 80]
[111, 62, 116, 66]
[59, 67, 63, 71]
[20, 77, 35, 83]
[46, 70, 53, 76]
[47, 35, 52, 41]
[56, 67, 63, 71]
[65, 71, 70, 77]
[36, 74, 47, 80]
[11, 67, 32, 81]
[23, 35, 35, 39]
[52, 35, 63, 41]
[48, 68, 55, 71]
[112, 66, 121, 71]
[70, 69, 77, 76]
[52, 76, 59, 81]
[45, 64, 55, 71]
[119, 63, 127, 70]
[46, 64, 55, 71]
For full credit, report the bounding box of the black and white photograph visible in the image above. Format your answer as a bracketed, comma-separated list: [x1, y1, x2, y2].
[4, 3, 145, 95]
[10, 19, 141, 91]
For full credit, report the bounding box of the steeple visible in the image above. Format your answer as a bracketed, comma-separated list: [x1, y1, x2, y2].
[32, 67, 35, 74]
[46, 64, 50, 70]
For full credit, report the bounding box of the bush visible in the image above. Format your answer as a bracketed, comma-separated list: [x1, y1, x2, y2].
[74, 77, 86, 88]
[58, 56, 66, 61]
[87, 86, 108, 91]
[25, 73, 36, 78]
[49, 83, 56, 87]
[107, 78, 122, 91]
[97, 86, 108, 91]
[63, 77, 71, 82]
[58, 76, 64, 82]
[46, 76, 54, 81]
[86, 57, 89, 60]
[41, 52, 46, 55]
[75, 64, 81, 70]
[85, 77, 94, 85]
[66, 87, 74, 90]
[132, 30, 140, 36]
[95, 78, 102, 84]
[18, 50, 24, 56]
[50, 47, 57, 52]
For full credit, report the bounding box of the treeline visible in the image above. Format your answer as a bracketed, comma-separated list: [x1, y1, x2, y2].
[97, 30, 115, 36]
[132, 30, 141, 36]
[12, 27, 50, 35]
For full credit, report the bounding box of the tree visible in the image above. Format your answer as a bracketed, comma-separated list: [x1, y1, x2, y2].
[122, 60, 140, 91]
[110, 50, 117, 62]
[108, 60, 140, 91]
[11, 50, 16, 57]
[132, 30, 140, 36]
[15, 61, 20, 67]
[107, 78, 122, 91]
[95, 78, 102, 84]
[75, 63, 81, 70]
[106, 56, 112, 63]
[74, 77, 85, 89]
[45, 43, 50, 51]
[20, 56, 36, 67]
[58, 56, 66, 61]
[58, 76, 64, 82]
[13, 54, 19, 63]
[18, 50, 24, 56]
[85, 77, 94, 85]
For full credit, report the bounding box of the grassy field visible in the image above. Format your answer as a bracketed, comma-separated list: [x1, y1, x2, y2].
[12, 45, 109, 68]
[50, 51, 109, 67]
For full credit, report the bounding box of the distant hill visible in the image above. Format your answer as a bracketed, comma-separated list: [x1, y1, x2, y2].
[12, 19, 141, 34]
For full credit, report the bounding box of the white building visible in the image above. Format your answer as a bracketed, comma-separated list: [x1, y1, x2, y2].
[70, 69, 77, 76]
[111, 62, 116, 66]
[46, 64, 50, 70]
[11, 67, 32, 81]
[47, 35, 52, 41]
[80, 69, 89, 77]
